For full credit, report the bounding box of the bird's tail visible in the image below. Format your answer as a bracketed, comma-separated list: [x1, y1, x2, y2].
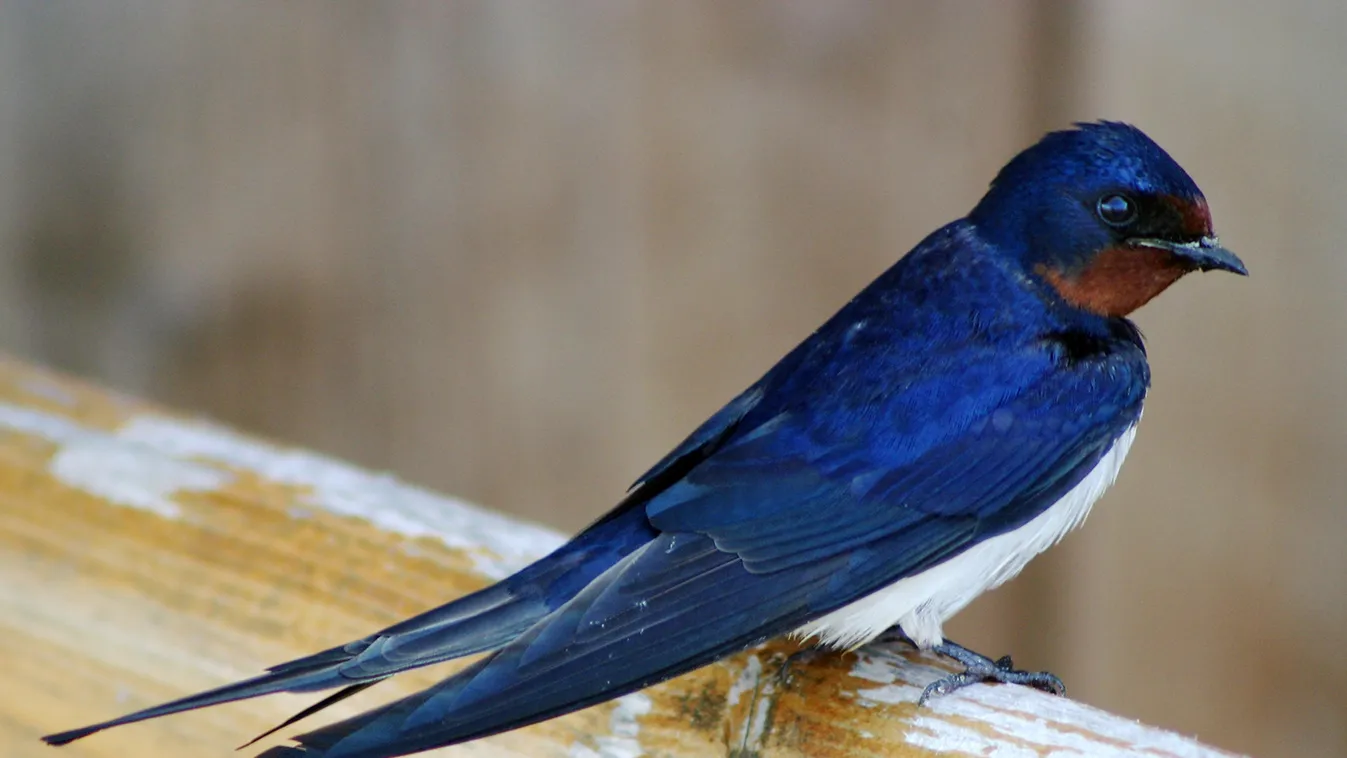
[249, 532, 847, 758]
[43, 662, 371, 746]
[250, 666, 477, 758]
[42, 502, 660, 748]
[40, 580, 541, 747]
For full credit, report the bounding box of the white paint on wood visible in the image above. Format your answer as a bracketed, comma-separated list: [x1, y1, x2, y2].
[722, 653, 778, 753]
[740, 667, 778, 753]
[848, 646, 1242, 758]
[725, 653, 763, 707]
[0, 403, 231, 518]
[568, 693, 652, 758]
[0, 403, 105, 445]
[115, 415, 565, 579]
[0, 403, 563, 578]
[49, 440, 231, 518]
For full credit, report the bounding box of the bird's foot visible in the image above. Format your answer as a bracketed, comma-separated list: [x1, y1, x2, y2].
[774, 647, 824, 688]
[871, 627, 915, 648]
[918, 639, 1065, 706]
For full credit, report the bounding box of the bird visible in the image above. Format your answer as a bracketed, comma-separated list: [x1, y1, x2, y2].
[44, 121, 1246, 757]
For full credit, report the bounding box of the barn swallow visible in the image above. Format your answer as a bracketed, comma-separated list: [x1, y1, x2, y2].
[44, 122, 1246, 757]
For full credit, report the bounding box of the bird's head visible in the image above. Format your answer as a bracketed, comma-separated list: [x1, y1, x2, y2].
[968, 121, 1247, 318]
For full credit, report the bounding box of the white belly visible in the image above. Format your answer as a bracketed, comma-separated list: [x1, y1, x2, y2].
[793, 422, 1138, 650]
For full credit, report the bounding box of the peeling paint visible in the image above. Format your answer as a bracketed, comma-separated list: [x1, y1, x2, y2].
[740, 672, 778, 753]
[0, 404, 231, 518]
[848, 646, 1238, 757]
[116, 415, 565, 579]
[906, 715, 1040, 758]
[569, 693, 652, 758]
[49, 440, 230, 518]
[0, 403, 99, 444]
[725, 653, 781, 756]
[726, 654, 763, 707]
[0, 403, 565, 579]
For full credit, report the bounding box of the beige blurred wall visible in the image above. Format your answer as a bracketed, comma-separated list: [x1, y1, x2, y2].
[1, 2, 1342, 756]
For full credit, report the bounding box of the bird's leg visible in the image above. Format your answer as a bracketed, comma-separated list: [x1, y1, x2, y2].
[774, 646, 824, 688]
[871, 627, 916, 647]
[919, 639, 1065, 706]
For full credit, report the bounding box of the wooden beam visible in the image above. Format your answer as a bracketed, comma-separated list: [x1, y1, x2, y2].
[0, 356, 1239, 757]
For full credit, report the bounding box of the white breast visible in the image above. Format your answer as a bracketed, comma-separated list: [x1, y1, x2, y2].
[793, 421, 1138, 651]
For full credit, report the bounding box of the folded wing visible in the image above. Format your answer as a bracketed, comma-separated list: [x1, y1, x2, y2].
[261, 345, 1146, 757]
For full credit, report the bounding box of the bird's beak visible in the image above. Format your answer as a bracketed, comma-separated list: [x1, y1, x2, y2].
[1129, 236, 1248, 276]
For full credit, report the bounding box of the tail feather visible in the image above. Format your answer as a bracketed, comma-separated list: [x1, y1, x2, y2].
[41, 584, 545, 747]
[42, 662, 348, 746]
[239, 683, 378, 750]
[252, 534, 835, 758]
[43, 503, 660, 748]
[252, 677, 457, 758]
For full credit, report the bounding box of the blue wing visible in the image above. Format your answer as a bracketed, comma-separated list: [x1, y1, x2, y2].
[43, 482, 663, 747]
[261, 309, 1149, 757]
[647, 349, 1143, 573]
[45, 361, 755, 748]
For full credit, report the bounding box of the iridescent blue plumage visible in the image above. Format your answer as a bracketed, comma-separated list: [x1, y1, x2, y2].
[43, 122, 1246, 758]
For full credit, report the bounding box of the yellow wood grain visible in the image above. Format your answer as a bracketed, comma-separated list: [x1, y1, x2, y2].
[0, 357, 1239, 757]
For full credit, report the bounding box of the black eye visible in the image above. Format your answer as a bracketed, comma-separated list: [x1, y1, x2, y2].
[1096, 194, 1137, 227]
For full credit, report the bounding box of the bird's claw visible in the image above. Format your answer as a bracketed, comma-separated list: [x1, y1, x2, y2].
[774, 647, 823, 688]
[917, 641, 1065, 706]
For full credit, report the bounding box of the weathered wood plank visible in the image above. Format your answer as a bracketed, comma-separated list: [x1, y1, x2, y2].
[0, 357, 1240, 757]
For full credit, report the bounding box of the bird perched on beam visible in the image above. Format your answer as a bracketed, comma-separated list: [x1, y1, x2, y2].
[45, 121, 1246, 757]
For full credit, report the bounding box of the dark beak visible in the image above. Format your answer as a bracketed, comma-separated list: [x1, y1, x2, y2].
[1129, 236, 1248, 276]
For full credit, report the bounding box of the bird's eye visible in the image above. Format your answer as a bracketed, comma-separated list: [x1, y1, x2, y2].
[1096, 194, 1137, 227]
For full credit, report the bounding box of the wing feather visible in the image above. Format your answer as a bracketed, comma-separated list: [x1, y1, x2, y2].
[268, 350, 1148, 757]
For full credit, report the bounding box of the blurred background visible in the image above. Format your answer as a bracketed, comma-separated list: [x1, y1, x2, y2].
[0, 2, 1341, 756]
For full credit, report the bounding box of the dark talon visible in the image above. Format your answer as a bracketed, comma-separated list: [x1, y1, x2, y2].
[775, 647, 824, 688]
[872, 628, 915, 647]
[917, 639, 1065, 705]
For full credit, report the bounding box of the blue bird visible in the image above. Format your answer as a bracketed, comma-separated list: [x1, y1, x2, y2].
[44, 122, 1246, 757]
